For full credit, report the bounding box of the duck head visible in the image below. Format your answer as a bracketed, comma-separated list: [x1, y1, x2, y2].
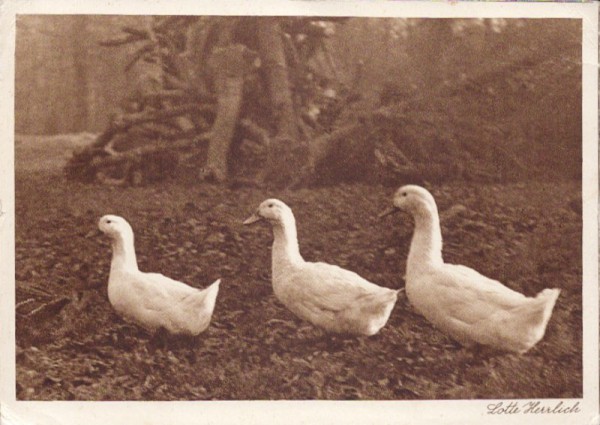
[243, 199, 294, 226]
[98, 215, 134, 240]
[380, 185, 438, 218]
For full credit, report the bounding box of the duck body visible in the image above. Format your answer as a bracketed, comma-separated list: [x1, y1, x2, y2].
[99, 215, 220, 336]
[406, 263, 559, 353]
[245, 199, 398, 336]
[390, 185, 559, 353]
[272, 261, 399, 336]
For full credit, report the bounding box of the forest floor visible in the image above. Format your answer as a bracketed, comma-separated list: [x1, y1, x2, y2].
[15, 135, 582, 400]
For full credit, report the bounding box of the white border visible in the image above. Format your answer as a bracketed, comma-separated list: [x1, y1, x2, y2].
[0, 2, 597, 425]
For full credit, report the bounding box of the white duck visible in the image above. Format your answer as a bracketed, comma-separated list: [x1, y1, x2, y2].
[244, 199, 399, 336]
[383, 185, 560, 353]
[99, 215, 220, 336]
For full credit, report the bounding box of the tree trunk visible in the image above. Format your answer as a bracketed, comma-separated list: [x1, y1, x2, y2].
[257, 18, 302, 186]
[409, 20, 454, 93]
[71, 15, 90, 132]
[203, 44, 256, 181]
[257, 18, 298, 141]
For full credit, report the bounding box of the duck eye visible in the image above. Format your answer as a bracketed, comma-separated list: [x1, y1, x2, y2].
[268, 203, 274, 208]
[106, 220, 112, 224]
[402, 192, 407, 197]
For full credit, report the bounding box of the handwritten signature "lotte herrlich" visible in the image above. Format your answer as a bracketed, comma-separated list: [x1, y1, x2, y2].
[487, 401, 581, 415]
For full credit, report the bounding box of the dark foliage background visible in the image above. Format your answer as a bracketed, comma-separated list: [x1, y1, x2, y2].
[16, 17, 581, 184]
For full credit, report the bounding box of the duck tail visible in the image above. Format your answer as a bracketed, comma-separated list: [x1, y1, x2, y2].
[200, 279, 221, 314]
[387, 288, 401, 303]
[531, 288, 560, 329]
[506, 287, 560, 352]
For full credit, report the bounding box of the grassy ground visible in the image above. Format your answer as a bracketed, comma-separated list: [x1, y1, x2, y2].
[15, 136, 582, 400]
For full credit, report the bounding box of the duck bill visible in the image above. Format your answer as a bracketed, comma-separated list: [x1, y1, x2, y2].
[243, 213, 263, 225]
[88, 227, 104, 238]
[378, 207, 400, 219]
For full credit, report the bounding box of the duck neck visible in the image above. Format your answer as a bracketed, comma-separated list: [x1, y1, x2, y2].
[271, 216, 304, 268]
[407, 207, 444, 275]
[110, 233, 139, 272]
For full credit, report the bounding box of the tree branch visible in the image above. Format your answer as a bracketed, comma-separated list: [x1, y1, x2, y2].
[112, 104, 214, 129]
[100, 32, 146, 47]
[91, 134, 211, 168]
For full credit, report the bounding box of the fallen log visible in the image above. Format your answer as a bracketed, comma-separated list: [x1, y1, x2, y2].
[91, 133, 211, 169]
[307, 122, 360, 170]
[112, 104, 214, 130]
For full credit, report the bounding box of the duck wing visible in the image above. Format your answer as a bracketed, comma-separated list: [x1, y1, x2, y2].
[288, 262, 395, 313]
[128, 272, 201, 311]
[424, 264, 527, 325]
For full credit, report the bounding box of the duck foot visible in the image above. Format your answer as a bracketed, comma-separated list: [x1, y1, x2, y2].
[111, 323, 142, 349]
[322, 333, 361, 352]
[119, 323, 140, 336]
[148, 328, 170, 352]
[147, 328, 205, 355]
[174, 334, 204, 351]
[462, 344, 500, 366]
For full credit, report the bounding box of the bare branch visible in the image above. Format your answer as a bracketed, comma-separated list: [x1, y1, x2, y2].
[112, 104, 214, 129]
[99, 32, 146, 47]
[91, 134, 211, 168]
[124, 42, 154, 72]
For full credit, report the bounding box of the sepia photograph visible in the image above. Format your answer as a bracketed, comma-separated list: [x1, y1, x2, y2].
[0, 1, 598, 424]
